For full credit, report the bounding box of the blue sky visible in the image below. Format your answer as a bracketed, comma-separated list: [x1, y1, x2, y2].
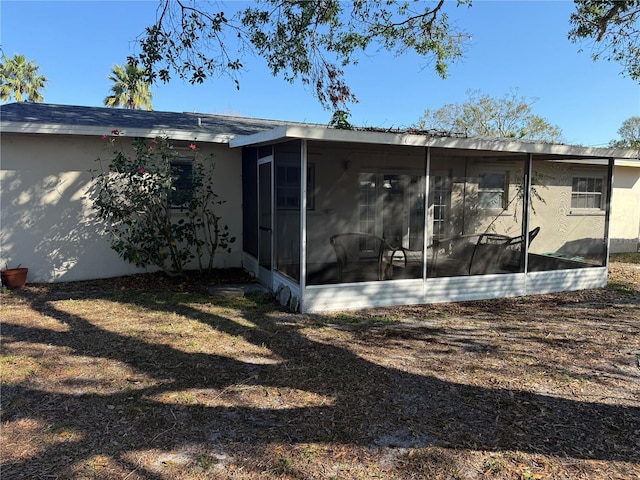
[1, 0, 638, 146]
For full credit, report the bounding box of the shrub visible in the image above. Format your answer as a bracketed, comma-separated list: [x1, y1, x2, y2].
[90, 132, 234, 276]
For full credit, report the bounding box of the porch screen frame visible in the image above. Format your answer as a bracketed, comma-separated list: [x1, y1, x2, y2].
[603, 157, 615, 267]
[300, 140, 308, 292]
[423, 147, 432, 283]
[257, 156, 274, 283]
[242, 147, 259, 258]
[357, 170, 426, 251]
[273, 141, 303, 284]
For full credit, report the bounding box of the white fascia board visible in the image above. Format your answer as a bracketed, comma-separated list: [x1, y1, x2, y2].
[615, 159, 640, 167]
[229, 125, 428, 148]
[0, 121, 234, 144]
[229, 124, 638, 160]
[229, 125, 290, 147]
[423, 136, 635, 159]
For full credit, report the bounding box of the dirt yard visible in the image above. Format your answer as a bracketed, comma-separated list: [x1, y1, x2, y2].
[1, 255, 639, 479]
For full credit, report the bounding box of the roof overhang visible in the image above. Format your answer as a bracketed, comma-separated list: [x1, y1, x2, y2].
[229, 125, 639, 162]
[616, 159, 640, 167]
[3, 117, 639, 165]
[0, 121, 236, 144]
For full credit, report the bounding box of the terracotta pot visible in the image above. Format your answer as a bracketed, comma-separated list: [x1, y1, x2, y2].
[1, 267, 28, 289]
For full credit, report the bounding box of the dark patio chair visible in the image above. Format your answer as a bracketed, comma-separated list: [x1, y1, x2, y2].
[501, 226, 541, 271]
[330, 233, 400, 282]
[430, 234, 489, 277]
[469, 226, 541, 274]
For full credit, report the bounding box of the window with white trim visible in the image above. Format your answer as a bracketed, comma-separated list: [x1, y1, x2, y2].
[431, 173, 451, 240]
[478, 172, 508, 209]
[571, 176, 604, 209]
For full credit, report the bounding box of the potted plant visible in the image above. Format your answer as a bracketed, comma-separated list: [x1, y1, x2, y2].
[1, 264, 28, 289]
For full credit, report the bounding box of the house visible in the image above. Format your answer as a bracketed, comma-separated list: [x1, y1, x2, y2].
[0, 103, 289, 282]
[1, 102, 638, 312]
[609, 158, 640, 253]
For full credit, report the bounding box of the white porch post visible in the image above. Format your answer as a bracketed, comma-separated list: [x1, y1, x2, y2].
[423, 147, 432, 287]
[523, 153, 533, 276]
[604, 157, 615, 267]
[300, 139, 308, 295]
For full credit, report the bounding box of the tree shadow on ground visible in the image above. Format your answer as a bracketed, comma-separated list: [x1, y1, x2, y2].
[1, 284, 639, 479]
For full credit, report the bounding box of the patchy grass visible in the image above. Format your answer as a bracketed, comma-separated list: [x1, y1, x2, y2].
[611, 252, 640, 264]
[1, 262, 639, 479]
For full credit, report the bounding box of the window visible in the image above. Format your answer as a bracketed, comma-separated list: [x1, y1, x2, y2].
[478, 172, 507, 209]
[358, 172, 425, 251]
[571, 176, 603, 209]
[170, 159, 194, 206]
[275, 164, 315, 210]
[276, 165, 300, 209]
[431, 173, 451, 240]
[358, 174, 378, 252]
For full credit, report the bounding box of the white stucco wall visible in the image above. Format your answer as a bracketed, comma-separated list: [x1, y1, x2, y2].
[0, 132, 243, 283]
[610, 164, 640, 253]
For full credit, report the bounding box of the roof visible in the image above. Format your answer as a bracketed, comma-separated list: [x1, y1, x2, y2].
[0, 102, 302, 142]
[231, 124, 640, 161]
[2, 102, 639, 162]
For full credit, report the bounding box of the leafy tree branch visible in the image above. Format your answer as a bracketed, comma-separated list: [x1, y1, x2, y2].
[569, 0, 640, 81]
[417, 89, 564, 143]
[609, 116, 640, 159]
[131, 0, 472, 109]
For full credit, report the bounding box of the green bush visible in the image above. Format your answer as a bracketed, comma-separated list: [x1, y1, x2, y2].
[91, 132, 234, 276]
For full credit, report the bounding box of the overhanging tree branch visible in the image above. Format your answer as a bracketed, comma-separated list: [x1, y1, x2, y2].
[569, 0, 640, 81]
[130, 0, 471, 109]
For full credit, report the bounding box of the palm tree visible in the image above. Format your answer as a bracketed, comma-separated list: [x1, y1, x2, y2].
[104, 63, 153, 110]
[0, 54, 48, 103]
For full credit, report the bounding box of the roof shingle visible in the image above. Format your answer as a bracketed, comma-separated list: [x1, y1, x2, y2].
[0, 102, 308, 137]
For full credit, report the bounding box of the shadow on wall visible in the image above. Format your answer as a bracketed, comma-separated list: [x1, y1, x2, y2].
[610, 237, 640, 254]
[0, 170, 141, 282]
[555, 238, 611, 266]
[557, 238, 605, 256]
[560, 236, 640, 256]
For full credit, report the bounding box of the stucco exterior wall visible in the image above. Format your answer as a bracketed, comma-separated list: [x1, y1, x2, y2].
[0, 133, 243, 283]
[610, 165, 640, 253]
[526, 161, 608, 259]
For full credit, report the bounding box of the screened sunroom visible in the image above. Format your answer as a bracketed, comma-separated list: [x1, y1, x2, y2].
[233, 126, 630, 312]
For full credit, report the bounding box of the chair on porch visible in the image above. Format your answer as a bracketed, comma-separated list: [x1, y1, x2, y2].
[330, 233, 401, 282]
[469, 226, 541, 274]
[500, 226, 541, 272]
